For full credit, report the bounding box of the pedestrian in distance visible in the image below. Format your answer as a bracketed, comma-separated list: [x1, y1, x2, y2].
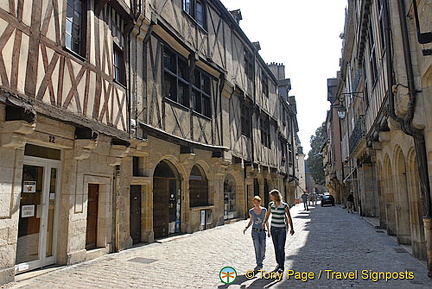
[347, 192, 354, 213]
[309, 192, 316, 206]
[263, 189, 295, 273]
[243, 196, 270, 272]
[312, 192, 317, 206]
[301, 191, 309, 211]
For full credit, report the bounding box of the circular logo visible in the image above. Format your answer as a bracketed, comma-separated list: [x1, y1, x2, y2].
[219, 266, 237, 284]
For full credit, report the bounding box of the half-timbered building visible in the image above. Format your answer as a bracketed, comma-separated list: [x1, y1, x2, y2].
[0, 0, 134, 283]
[121, 0, 301, 246]
[0, 0, 302, 283]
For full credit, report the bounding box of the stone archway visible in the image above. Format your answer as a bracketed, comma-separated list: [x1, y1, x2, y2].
[394, 147, 411, 244]
[407, 149, 426, 259]
[376, 161, 387, 229]
[384, 154, 397, 235]
[153, 160, 181, 239]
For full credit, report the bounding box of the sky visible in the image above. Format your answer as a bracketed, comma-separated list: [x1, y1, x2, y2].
[220, 0, 348, 155]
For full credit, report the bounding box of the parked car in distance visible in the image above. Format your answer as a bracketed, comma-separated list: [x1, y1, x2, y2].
[321, 194, 335, 206]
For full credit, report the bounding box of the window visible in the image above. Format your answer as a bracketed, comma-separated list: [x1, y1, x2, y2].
[113, 44, 126, 85]
[282, 107, 287, 126]
[368, 22, 378, 85]
[288, 143, 293, 166]
[163, 45, 214, 115]
[183, 0, 206, 28]
[261, 71, 268, 97]
[244, 49, 254, 80]
[163, 47, 190, 107]
[132, 157, 144, 176]
[65, 0, 86, 56]
[280, 139, 286, 164]
[241, 103, 251, 137]
[111, 9, 125, 47]
[189, 165, 209, 207]
[192, 70, 211, 117]
[260, 114, 271, 148]
[363, 66, 369, 107]
[377, 0, 386, 53]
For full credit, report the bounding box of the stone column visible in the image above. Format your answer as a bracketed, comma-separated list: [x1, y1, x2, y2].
[359, 163, 378, 217]
[63, 139, 98, 265]
[211, 157, 230, 226]
[108, 144, 130, 252]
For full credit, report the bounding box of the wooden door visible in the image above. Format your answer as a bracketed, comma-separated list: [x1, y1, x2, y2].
[86, 184, 99, 250]
[130, 185, 142, 244]
[153, 178, 169, 239]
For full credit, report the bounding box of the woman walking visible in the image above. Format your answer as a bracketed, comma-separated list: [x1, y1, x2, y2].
[263, 189, 294, 273]
[243, 196, 270, 271]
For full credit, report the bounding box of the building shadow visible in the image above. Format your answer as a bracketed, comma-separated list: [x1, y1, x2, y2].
[217, 274, 278, 289]
[273, 205, 432, 288]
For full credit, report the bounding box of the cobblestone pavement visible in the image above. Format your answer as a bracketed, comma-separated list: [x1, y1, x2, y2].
[3, 203, 432, 289]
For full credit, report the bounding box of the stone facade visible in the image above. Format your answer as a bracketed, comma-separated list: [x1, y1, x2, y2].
[324, 0, 432, 276]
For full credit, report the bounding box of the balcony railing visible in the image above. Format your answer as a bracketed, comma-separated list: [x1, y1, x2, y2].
[349, 116, 365, 153]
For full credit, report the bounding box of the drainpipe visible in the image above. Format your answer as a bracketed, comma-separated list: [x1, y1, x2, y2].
[246, 48, 256, 190]
[384, 0, 432, 276]
[252, 49, 257, 172]
[218, 74, 225, 147]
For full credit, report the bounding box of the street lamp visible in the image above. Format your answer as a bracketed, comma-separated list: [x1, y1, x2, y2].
[337, 106, 347, 119]
[331, 91, 364, 120]
[330, 105, 347, 119]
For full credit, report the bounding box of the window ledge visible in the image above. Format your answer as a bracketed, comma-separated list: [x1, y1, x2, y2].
[191, 110, 211, 121]
[190, 205, 215, 211]
[113, 79, 127, 89]
[63, 46, 87, 63]
[164, 97, 190, 111]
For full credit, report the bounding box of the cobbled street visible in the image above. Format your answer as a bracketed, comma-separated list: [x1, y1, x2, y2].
[3, 203, 432, 289]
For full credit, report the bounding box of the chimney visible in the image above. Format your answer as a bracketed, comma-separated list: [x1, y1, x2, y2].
[229, 9, 242, 25]
[267, 62, 286, 80]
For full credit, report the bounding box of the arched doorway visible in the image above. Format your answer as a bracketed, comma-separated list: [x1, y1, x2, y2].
[384, 155, 396, 236]
[376, 161, 387, 229]
[407, 150, 426, 259]
[224, 174, 237, 220]
[153, 161, 181, 239]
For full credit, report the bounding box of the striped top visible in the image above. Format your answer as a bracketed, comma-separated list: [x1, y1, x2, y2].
[269, 201, 288, 228]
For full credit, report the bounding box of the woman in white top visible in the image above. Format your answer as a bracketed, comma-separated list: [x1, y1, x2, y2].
[263, 189, 294, 273]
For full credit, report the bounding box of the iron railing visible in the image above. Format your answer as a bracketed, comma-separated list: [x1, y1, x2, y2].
[349, 116, 365, 153]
